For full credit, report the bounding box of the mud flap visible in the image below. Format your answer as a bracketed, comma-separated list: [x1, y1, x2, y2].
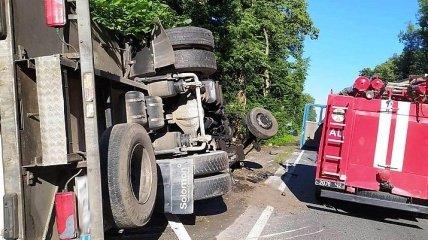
[130, 20, 175, 78]
[157, 158, 194, 214]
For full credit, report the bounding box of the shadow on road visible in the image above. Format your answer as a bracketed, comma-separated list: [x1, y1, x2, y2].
[284, 159, 422, 229]
[179, 196, 228, 225]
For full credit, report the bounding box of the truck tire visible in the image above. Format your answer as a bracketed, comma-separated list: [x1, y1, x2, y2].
[174, 49, 217, 77]
[357, 190, 408, 203]
[246, 107, 278, 140]
[166, 27, 215, 50]
[106, 123, 157, 228]
[184, 151, 229, 176]
[194, 173, 232, 201]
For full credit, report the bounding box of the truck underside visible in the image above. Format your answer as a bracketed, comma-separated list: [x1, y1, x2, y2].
[0, 0, 278, 239]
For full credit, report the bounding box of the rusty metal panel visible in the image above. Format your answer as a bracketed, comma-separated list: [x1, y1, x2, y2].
[0, 0, 25, 238]
[35, 55, 68, 166]
[16, 64, 43, 167]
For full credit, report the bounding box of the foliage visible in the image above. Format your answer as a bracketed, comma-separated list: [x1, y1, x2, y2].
[360, 0, 428, 81]
[266, 134, 299, 146]
[301, 93, 316, 122]
[90, 0, 191, 38]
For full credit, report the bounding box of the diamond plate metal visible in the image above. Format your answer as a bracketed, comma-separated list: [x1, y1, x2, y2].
[35, 55, 68, 166]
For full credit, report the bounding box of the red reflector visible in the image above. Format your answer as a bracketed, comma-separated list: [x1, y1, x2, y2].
[371, 78, 384, 91]
[376, 169, 391, 182]
[45, 0, 66, 27]
[354, 76, 370, 92]
[55, 192, 77, 239]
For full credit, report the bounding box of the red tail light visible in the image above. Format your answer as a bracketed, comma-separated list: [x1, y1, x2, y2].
[376, 169, 391, 182]
[371, 78, 384, 91]
[353, 76, 370, 92]
[44, 0, 66, 27]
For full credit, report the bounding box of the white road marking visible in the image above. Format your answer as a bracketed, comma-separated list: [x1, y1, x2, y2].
[216, 206, 265, 240]
[391, 101, 411, 172]
[259, 226, 310, 238]
[278, 150, 305, 192]
[165, 214, 192, 240]
[245, 206, 275, 240]
[265, 152, 300, 185]
[374, 100, 392, 169]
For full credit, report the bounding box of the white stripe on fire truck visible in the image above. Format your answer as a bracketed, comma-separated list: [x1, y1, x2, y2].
[390, 101, 411, 172]
[373, 100, 392, 169]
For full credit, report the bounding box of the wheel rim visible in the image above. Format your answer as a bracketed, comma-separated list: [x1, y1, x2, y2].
[255, 113, 273, 129]
[130, 143, 153, 204]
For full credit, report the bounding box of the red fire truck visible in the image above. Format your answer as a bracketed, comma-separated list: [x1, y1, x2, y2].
[315, 75, 428, 214]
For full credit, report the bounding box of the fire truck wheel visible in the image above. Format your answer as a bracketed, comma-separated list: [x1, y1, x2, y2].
[174, 49, 217, 77]
[246, 107, 278, 140]
[184, 151, 229, 176]
[166, 26, 215, 50]
[194, 173, 232, 201]
[106, 123, 157, 228]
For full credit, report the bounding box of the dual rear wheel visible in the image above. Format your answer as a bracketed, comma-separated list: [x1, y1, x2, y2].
[101, 124, 231, 229]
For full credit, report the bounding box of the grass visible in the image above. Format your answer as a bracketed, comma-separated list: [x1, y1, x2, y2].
[265, 134, 299, 146]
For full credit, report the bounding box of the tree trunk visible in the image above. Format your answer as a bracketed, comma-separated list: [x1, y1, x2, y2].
[263, 27, 270, 97]
[238, 71, 247, 106]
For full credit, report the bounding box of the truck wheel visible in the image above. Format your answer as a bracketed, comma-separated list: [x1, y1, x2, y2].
[194, 173, 232, 201]
[106, 123, 157, 228]
[185, 151, 229, 176]
[174, 49, 217, 77]
[246, 107, 278, 140]
[166, 26, 215, 50]
[357, 190, 408, 203]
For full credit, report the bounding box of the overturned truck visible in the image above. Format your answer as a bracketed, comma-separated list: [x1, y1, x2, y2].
[0, 0, 277, 239]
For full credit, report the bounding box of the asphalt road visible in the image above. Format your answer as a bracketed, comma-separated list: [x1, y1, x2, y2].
[251, 150, 428, 240]
[109, 148, 428, 240]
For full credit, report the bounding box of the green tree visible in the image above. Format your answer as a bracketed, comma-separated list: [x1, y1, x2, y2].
[361, 0, 428, 81]
[90, 0, 191, 38]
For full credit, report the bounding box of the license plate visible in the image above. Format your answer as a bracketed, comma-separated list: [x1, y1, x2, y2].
[315, 179, 345, 190]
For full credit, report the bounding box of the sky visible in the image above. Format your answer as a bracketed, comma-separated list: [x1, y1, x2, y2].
[304, 0, 419, 105]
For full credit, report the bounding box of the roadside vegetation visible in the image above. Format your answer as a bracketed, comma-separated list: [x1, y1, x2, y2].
[91, 0, 318, 145]
[360, 0, 428, 82]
